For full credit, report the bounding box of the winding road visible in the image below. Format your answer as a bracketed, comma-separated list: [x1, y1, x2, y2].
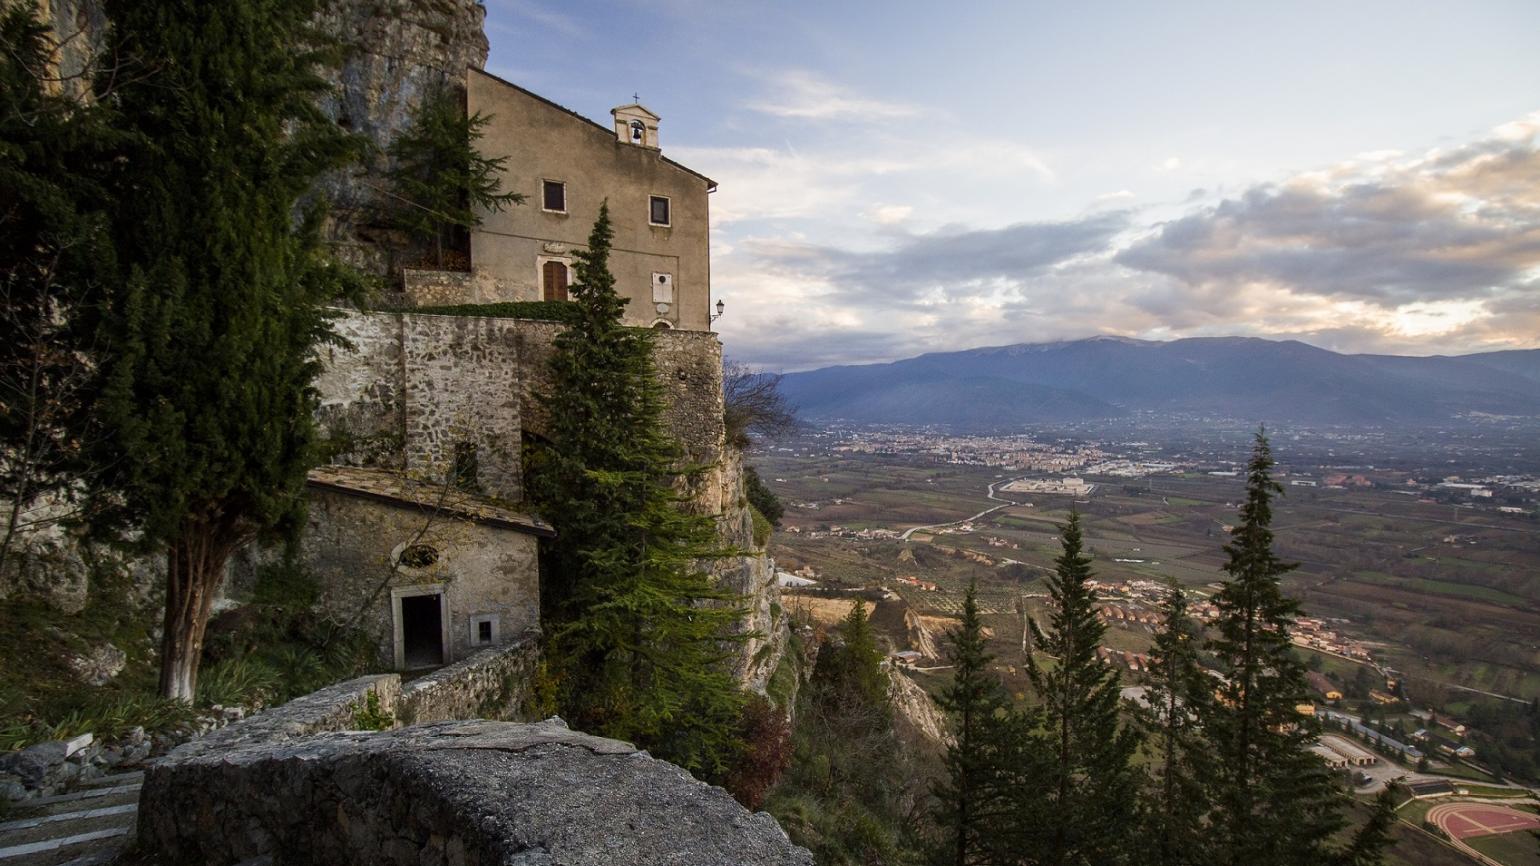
[899, 477, 1025, 541]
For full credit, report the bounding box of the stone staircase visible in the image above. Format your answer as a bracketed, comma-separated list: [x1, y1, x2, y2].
[0, 772, 141, 866]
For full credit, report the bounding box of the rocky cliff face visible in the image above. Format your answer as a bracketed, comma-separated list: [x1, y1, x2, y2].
[310, 0, 491, 275]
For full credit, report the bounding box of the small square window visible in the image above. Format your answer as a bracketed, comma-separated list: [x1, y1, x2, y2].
[649, 195, 671, 226]
[543, 180, 566, 213]
[469, 613, 499, 646]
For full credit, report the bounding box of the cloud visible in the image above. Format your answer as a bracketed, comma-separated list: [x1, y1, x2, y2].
[743, 213, 1130, 306]
[746, 69, 919, 121]
[711, 112, 1540, 369]
[1117, 116, 1540, 307]
[485, 0, 584, 39]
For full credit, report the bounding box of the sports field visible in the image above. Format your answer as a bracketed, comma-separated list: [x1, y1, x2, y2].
[1426, 802, 1540, 840]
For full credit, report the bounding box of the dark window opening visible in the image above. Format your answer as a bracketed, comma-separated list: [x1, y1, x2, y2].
[477, 620, 493, 643]
[401, 594, 444, 668]
[542, 180, 566, 212]
[542, 260, 569, 302]
[649, 195, 670, 226]
[399, 543, 439, 569]
[452, 441, 480, 492]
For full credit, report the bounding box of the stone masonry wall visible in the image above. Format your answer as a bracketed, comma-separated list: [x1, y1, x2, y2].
[401, 268, 521, 307]
[397, 634, 542, 725]
[316, 310, 728, 510]
[401, 315, 523, 500]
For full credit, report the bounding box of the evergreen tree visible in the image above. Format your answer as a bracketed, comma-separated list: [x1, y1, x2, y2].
[0, 2, 117, 573]
[526, 203, 746, 779]
[385, 85, 522, 268]
[1141, 581, 1212, 866]
[933, 580, 1046, 866]
[1198, 431, 1385, 866]
[91, 0, 364, 700]
[813, 599, 889, 711]
[1024, 511, 1140, 865]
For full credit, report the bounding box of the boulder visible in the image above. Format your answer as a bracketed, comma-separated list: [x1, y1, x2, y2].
[139, 718, 813, 866]
[0, 740, 69, 786]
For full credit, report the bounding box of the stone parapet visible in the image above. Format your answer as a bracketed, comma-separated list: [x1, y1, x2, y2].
[398, 632, 542, 724]
[138, 719, 814, 866]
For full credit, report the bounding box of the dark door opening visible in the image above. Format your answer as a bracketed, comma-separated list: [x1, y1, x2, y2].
[401, 594, 444, 669]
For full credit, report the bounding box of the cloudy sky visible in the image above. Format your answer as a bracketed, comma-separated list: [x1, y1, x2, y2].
[483, 1, 1540, 370]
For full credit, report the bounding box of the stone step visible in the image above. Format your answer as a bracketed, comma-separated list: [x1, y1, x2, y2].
[0, 825, 131, 866]
[0, 803, 137, 837]
[11, 785, 139, 812]
[6, 789, 139, 821]
[0, 804, 135, 848]
[74, 772, 142, 791]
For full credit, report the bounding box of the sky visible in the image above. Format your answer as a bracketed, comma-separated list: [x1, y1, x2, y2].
[483, 0, 1540, 371]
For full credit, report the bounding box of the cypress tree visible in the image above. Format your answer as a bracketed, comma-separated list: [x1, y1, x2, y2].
[0, 2, 117, 573]
[1024, 510, 1139, 865]
[1141, 581, 1212, 866]
[933, 579, 1045, 866]
[384, 85, 522, 268]
[526, 203, 746, 780]
[91, 0, 364, 700]
[1199, 431, 1385, 866]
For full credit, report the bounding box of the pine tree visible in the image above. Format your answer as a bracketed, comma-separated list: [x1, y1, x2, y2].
[813, 599, 889, 712]
[1198, 431, 1385, 866]
[1024, 510, 1140, 865]
[385, 85, 522, 268]
[1141, 581, 1212, 866]
[933, 580, 1045, 866]
[526, 203, 746, 780]
[91, 0, 364, 700]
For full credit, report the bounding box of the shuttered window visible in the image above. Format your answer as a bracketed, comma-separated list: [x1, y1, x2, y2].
[542, 180, 566, 212]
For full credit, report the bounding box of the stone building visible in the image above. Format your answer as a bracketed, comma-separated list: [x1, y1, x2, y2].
[400, 69, 718, 331]
[302, 467, 551, 669]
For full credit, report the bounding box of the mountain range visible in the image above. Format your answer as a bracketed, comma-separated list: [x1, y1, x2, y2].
[775, 337, 1540, 428]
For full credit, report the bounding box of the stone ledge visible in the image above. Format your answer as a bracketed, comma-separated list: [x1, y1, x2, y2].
[139, 719, 814, 866]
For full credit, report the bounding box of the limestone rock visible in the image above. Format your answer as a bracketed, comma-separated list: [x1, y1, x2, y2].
[140, 719, 814, 866]
[65, 642, 127, 686]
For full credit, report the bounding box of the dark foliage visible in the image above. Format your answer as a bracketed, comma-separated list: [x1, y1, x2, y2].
[384, 85, 522, 268]
[745, 466, 784, 526]
[90, 0, 366, 699]
[725, 695, 793, 811]
[525, 203, 746, 780]
[723, 361, 797, 450]
[410, 300, 583, 323]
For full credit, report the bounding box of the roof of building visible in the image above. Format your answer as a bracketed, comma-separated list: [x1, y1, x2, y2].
[306, 465, 555, 537]
[468, 67, 718, 191]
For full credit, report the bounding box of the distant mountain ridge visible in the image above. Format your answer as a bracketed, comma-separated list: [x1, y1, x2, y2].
[776, 337, 1540, 427]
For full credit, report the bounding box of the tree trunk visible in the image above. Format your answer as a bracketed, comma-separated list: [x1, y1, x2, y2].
[158, 521, 236, 701]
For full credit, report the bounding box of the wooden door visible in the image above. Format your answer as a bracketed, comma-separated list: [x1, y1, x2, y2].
[542, 260, 568, 301]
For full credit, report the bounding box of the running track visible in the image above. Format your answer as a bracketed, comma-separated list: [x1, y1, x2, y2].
[1426, 802, 1540, 840]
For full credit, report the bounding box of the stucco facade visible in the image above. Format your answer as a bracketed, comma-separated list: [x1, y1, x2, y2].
[464, 68, 716, 330]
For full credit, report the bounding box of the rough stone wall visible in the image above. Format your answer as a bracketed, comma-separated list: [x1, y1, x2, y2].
[397, 634, 541, 725]
[139, 719, 814, 866]
[401, 268, 520, 306]
[301, 486, 540, 668]
[317, 310, 728, 510]
[173, 674, 401, 761]
[401, 314, 523, 500]
[310, 0, 491, 276]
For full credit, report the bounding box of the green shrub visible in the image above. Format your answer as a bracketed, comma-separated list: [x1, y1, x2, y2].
[750, 505, 773, 549]
[196, 658, 281, 707]
[349, 689, 394, 731]
[412, 301, 582, 323]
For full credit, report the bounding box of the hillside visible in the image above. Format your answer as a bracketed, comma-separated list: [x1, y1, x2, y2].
[777, 336, 1540, 427]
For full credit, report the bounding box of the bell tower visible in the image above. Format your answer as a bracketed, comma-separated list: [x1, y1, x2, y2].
[611, 102, 661, 149]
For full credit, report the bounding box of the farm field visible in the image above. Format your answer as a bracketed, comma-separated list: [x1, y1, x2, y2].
[762, 447, 1540, 709]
